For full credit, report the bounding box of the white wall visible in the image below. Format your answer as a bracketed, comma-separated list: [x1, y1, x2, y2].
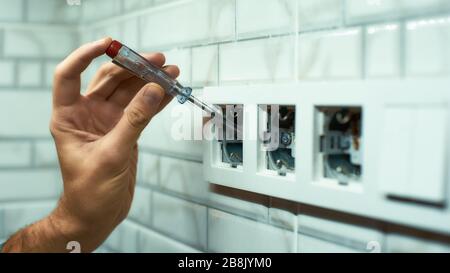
[1, 0, 450, 253]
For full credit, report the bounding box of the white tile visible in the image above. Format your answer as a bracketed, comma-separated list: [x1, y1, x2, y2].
[220, 35, 295, 83]
[208, 192, 268, 222]
[298, 28, 362, 80]
[0, 91, 52, 137]
[366, 23, 401, 77]
[298, 234, 360, 253]
[81, 0, 122, 22]
[237, 0, 296, 37]
[122, 18, 139, 49]
[159, 157, 207, 200]
[138, 152, 159, 186]
[269, 207, 297, 231]
[140, 0, 235, 49]
[4, 29, 77, 58]
[192, 45, 219, 87]
[104, 221, 139, 253]
[0, 170, 60, 201]
[298, 214, 383, 250]
[128, 186, 152, 226]
[0, 0, 23, 22]
[0, 141, 32, 167]
[153, 192, 207, 249]
[138, 228, 200, 253]
[123, 0, 145, 11]
[18, 62, 42, 87]
[2, 201, 56, 237]
[34, 140, 58, 167]
[92, 24, 122, 42]
[27, 0, 81, 23]
[346, 0, 450, 23]
[139, 97, 204, 160]
[208, 209, 295, 252]
[406, 16, 450, 77]
[45, 61, 59, 87]
[0, 60, 15, 86]
[163, 48, 191, 85]
[346, 0, 400, 22]
[386, 233, 450, 253]
[298, 0, 342, 30]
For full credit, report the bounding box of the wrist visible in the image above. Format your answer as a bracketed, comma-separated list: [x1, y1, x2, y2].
[48, 198, 109, 252]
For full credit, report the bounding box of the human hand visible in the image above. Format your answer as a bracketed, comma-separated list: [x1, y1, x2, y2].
[46, 37, 179, 252]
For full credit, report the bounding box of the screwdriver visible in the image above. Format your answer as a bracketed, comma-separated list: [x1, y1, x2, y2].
[105, 40, 218, 116]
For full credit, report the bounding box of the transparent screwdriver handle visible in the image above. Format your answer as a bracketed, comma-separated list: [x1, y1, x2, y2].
[106, 41, 192, 104]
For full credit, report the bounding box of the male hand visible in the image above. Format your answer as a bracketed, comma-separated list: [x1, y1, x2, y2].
[2, 37, 179, 252]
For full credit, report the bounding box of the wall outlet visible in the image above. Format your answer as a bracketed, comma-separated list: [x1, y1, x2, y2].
[259, 105, 296, 177]
[202, 80, 450, 235]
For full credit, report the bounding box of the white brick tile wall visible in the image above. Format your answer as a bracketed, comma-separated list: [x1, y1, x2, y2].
[0, 141, 32, 167]
[208, 191, 269, 222]
[298, 28, 363, 80]
[1, 201, 56, 237]
[1, 0, 450, 254]
[0, 170, 60, 201]
[0, 91, 52, 137]
[208, 209, 296, 252]
[138, 153, 159, 186]
[44, 61, 58, 87]
[406, 16, 450, 76]
[297, 214, 384, 250]
[298, 234, 360, 253]
[139, 99, 203, 160]
[4, 29, 78, 58]
[121, 18, 139, 49]
[140, 0, 235, 49]
[346, 0, 400, 23]
[104, 220, 139, 253]
[159, 157, 207, 200]
[34, 140, 58, 167]
[366, 23, 401, 77]
[347, 0, 450, 23]
[18, 61, 42, 87]
[386, 233, 450, 253]
[0, 0, 23, 22]
[236, 0, 296, 38]
[27, 0, 81, 24]
[138, 227, 201, 253]
[269, 207, 297, 231]
[153, 192, 207, 249]
[192, 45, 219, 87]
[298, 0, 342, 30]
[0, 60, 15, 86]
[81, 0, 122, 22]
[219, 35, 295, 83]
[128, 186, 152, 226]
[163, 48, 191, 85]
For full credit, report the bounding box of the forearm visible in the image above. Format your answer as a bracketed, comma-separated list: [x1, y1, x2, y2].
[1, 201, 106, 253]
[1, 215, 68, 253]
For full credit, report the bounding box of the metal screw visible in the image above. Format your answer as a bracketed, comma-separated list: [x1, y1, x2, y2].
[280, 132, 292, 146]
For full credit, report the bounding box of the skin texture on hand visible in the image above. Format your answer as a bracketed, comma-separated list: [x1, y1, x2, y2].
[1, 37, 179, 253]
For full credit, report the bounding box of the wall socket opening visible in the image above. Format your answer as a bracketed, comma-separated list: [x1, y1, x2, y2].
[316, 107, 363, 186]
[215, 104, 244, 168]
[259, 105, 296, 176]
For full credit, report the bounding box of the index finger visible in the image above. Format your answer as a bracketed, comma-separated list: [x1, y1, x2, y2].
[53, 37, 112, 107]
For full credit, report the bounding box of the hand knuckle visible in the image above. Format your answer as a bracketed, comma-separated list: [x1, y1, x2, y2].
[126, 107, 149, 129]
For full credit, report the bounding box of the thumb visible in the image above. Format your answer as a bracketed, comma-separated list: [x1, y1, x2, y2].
[107, 83, 165, 150]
